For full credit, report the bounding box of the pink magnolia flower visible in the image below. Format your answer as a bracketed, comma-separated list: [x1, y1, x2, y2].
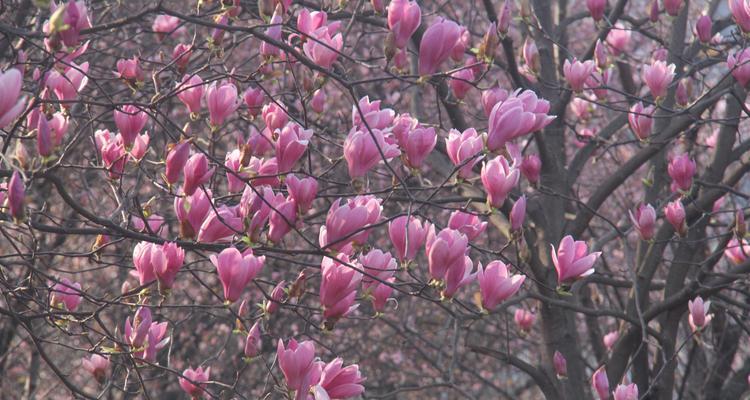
[675, 79, 691, 106]
[695, 15, 712, 43]
[510, 195, 527, 231]
[50, 277, 82, 311]
[46, 62, 89, 106]
[592, 367, 610, 400]
[606, 24, 631, 56]
[224, 149, 249, 193]
[603, 330, 619, 350]
[449, 68, 474, 99]
[663, 0, 682, 16]
[359, 248, 397, 291]
[649, 0, 660, 22]
[164, 140, 192, 185]
[123, 306, 153, 348]
[665, 200, 687, 236]
[563, 58, 595, 92]
[514, 308, 535, 332]
[211, 14, 229, 47]
[240, 186, 280, 240]
[101, 140, 128, 179]
[725, 237, 750, 265]
[82, 354, 110, 383]
[371, 278, 395, 313]
[129, 133, 149, 161]
[481, 156, 520, 208]
[497, 1, 512, 34]
[0, 69, 25, 129]
[210, 247, 265, 303]
[151, 242, 185, 290]
[262, 102, 289, 133]
[730, 0, 750, 33]
[319, 358, 366, 398]
[667, 153, 696, 192]
[402, 125, 437, 169]
[343, 127, 401, 178]
[319, 195, 382, 250]
[133, 242, 158, 286]
[320, 254, 363, 321]
[688, 296, 712, 331]
[131, 213, 164, 235]
[277, 339, 317, 392]
[551, 235, 601, 285]
[389, 215, 430, 262]
[36, 116, 53, 157]
[352, 96, 395, 129]
[182, 153, 215, 196]
[481, 85, 509, 117]
[178, 366, 210, 398]
[387, 0, 421, 49]
[172, 43, 192, 72]
[613, 383, 638, 400]
[477, 260, 525, 311]
[442, 253, 475, 299]
[448, 210, 487, 242]
[523, 38, 540, 73]
[176, 75, 204, 115]
[297, 9, 339, 39]
[486, 89, 554, 151]
[520, 154, 542, 184]
[276, 123, 313, 172]
[311, 89, 326, 113]
[451, 26, 470, 62]
[425, 226, 469, 282]
[244, 86, 266, 117]
[286, 174, 318, 213]
[391, 113, 417, 148]
[174, 187, 212, 239]
[268, 197, 298, 243]
[264, 280, 287, 315]
[628, 102, 654, 141]
[595, 39, 608, 69]
[197, 205, 243, 242]
[418, 18, 461, 76]
[553, 351, 567, 378]
[50, 0, 92, 47]
[260, 8, 283, 57]
[629, 203, 656, 241]
[642, 60, 676, 99]
[586, 0, 607, 21]
[115, 57, 144, 82]
[152, 14, 183, 39]
[303, 27, 343, 70]
[114, 105, 148, 147]
[206, 81, 240, 127]
[445, 128, 483, 179]
[244, 321, 262, 358]
[728, 49, 750, 87]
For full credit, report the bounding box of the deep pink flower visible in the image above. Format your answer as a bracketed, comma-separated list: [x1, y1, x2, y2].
[667, 153, 696, 192]
[206, 81, 240, 127]
[510, 195, 527, 232]
[178, 366, 210, 398]
[551, 235, 601, 284]
[82, 355, 110, 383]
[114, 105, 148, 147]
[730, 0, 750, 33]
[210, 247, 265, 303]
[268, 196, 298, 243]
[606, 24, 631, 56]
[286, 174, 318, 213]
[244, 321, 262, 358]
[725, 237, 750, 265]
[563, 58, 595, 92]
[277, 339, 317, 392]
[629, 203, 656, 241]
[319, 196, 382, 250]
[50, 277, 82, 311]
[276, 123, 313, 172]
[197, 205, 243, 242]
[592, 367, 610, 400]
[343, 127, 400, 178]
[177, 74, 204, 115]
[152, 14, 183, 39]
[164, 140, 192, 185]
[425, 226, 469, 282]
[387, 0, 421, 49]
[174, 187, 212, 239]
[447, 210, 487, 242]
[359, 248, 397, 291]
[695, 15, 712, 43]
[244, 86, 266, 117]
[553, 351, 567, 378]
[262, 102, 289, 133]
[418, 18, 461, 76]
[320, 254, 362, 321]
[481, 156, 520, 208]
[728, 49, 750, 87]
[642, 60, 676, 99]
[46, 62, 89, 106]
[688, 296, 712, 331]
[665, 200, 687, 236]
[402, 125, 436, 169]
[628, 102, 654, 141]
[477, 260, 525, 311]
[389, 215, 430, 262]
[151, 242, 185, 290]
[449, 68, 474, 100]
[481, 85, 509, 117]
[182, 153, 215, 196]
[115, 57, 144, 82]
[445, 128, 483, 179]
[486, 89, 554, 151]
[303, 26, 343, 70]
[613, 383, 638, 400]
[319, 358, 366, 398]
[0, 69, 25, 129]
[514, 308, 535, 332]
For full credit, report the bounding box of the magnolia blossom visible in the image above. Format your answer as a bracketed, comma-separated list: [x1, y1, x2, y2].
[343, 127, 400, 178]
[210, 247, 265, 303]
[418, 18, 461, 76]
[445, 128, 484, 179]
[388, 215, 430, 262]
[551, 235, 601, 285]
[477, 260, 525, 311]
[320, 254, 362, 321]
[642, 60, 676, 99]
[629, 203, 656, 241]
[0, 69, 25, 129]
[387, 0, 421, 48]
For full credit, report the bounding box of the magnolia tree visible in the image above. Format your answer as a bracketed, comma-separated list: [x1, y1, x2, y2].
[4, 0, 750, 398]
